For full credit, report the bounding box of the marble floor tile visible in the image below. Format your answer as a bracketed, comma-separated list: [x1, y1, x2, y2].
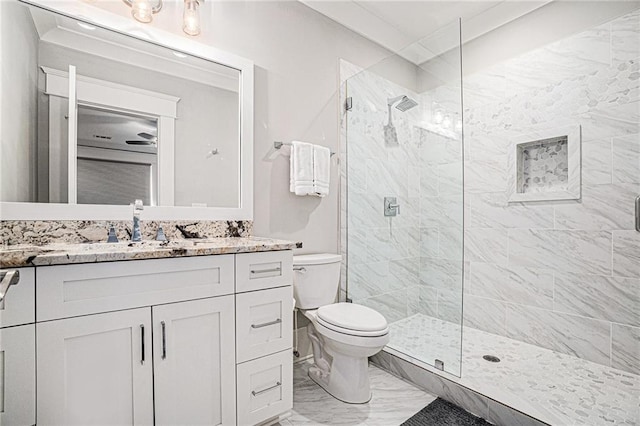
[289, 360, 436, 426]
[384, 314, 640, 426]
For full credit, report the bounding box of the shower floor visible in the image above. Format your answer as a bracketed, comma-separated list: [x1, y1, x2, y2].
[387, 314, 640, 426]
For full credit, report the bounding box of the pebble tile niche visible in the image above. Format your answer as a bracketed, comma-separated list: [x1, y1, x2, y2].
[518, 136, 569, 194]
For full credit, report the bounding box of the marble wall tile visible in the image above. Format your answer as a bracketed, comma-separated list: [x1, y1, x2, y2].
[420, 257, 464, 290]
[390, 257, 420, 288]
[554, 274, 640, 326]
[582, 140, 612, 185]
[419, 227, 439, 258]
[465, 129, 511, 162]
[420, 165, 439, 197]
[466, 263, 554, 309]
[438, 162, 463, 196]
[463, 295, 507, 336]
[612, 133, 640, 183]
[504, 23, 611, 97]
[359, 289, 407, 323]
[467, 192, 554, 229]
[508, 229, 612, 275]
[464, 228, 508, 265]
[612, 230, 640, 278]
[554, 183, 640, 230]
[348, 261, 397, 301]
[407, 285, 438, 317]
[347, 193, 389, 230]
[464, 157, 508, 194]
[611, 8, 640, 63]
[506, 305, 611, 365]
[462, 64, 506, 109]
[577, 100, 640, 142]
[438, 227, 463, 261]
[611, 324, 640, 375]
[420, 194, 463, 229]
[437, 289, 463, 324]
[420, 131, 463, 165]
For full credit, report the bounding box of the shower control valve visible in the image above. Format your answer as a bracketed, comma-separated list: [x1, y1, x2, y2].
[384, 197, 400, 217]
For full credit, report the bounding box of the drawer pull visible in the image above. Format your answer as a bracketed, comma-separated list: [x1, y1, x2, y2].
[140, 324, 146, 365]
[251, 318, 282, 329]
[250, 267, 281, 275]
[0, 270, 20, 303]
[251, 381, 281, 396]
[161, 321, 167, 360]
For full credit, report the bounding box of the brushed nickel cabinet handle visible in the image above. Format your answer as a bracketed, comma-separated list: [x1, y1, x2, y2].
[0, 270, 20, 303]
[140, 324, 145, 365]
[251, 318, 282, 329]
[251, 381, 281, 396]
[161, 321, 167, 360]
[250, 267, 281, 274]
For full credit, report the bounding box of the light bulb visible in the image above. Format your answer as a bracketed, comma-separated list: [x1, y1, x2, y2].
[132, 0, 153, 23]
[443, 114, 452, 129]
[183, 0, 201, 36]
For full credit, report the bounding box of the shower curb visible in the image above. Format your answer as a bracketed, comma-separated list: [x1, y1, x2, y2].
[370, 351, 549, 426]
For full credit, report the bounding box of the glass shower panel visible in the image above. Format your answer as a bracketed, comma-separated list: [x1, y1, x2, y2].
[344, 20, 464, 376]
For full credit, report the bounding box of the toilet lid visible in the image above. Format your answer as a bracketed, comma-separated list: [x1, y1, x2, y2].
[317, 303, 388, 333]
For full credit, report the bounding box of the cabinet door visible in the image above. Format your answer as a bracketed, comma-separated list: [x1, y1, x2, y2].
[153, 296, 236, 426]
[0, 325, 36, 426]
[37, 309, 154, 426]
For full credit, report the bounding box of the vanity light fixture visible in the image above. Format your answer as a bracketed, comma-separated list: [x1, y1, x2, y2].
[183, 0, 201, 36]
[122, 0, 163, 24]
[122, 0, 202, 37]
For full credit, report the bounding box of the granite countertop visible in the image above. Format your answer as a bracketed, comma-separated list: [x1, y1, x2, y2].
[0, 237, 301, 268]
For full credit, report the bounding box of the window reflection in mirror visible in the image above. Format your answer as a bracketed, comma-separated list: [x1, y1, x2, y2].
[0, 1, 241, 208]
[77, 106, 158, 206]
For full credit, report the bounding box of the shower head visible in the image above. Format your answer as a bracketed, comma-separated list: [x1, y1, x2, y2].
[387, 95, 418, 112]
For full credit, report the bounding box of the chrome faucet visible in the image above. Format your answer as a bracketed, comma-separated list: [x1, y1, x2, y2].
[132, 199, 144, 242]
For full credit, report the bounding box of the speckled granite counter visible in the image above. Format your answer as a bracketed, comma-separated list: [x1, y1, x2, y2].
[0, 237, 301, 268]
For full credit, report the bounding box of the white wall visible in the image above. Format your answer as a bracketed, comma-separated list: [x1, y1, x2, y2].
[0, 1, 39, 202]
[89, 0, 418, 254]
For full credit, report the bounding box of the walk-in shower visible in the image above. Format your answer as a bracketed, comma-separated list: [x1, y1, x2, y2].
[341, 5, 640, 425]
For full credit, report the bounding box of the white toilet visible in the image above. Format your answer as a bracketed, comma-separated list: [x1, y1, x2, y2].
[293, 253, 389, 404]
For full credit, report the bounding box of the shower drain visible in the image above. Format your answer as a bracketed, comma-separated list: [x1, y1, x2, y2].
[483, 355, 501, 363]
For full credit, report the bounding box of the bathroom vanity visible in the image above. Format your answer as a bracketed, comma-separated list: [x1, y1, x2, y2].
[0, 239, 295, 426]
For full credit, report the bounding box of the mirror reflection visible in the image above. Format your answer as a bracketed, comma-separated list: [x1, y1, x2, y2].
[1, 1, 241, 208]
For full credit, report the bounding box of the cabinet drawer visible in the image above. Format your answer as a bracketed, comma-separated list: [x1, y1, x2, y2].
[236, 251, 293, 293]
[0, 324, 36, 426]
[37, 255, 234, 321]
[236, 350, 292, 426]
[236, 286, 293, 363]
[0, 267, 35, 328]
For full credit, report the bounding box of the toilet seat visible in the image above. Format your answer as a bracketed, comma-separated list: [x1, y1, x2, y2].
[317, 303, 388, 334]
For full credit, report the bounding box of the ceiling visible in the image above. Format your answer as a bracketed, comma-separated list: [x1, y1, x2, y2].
[300, 0, 553, 64]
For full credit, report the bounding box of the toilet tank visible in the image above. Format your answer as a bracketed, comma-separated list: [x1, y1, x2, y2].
[293, 253, 342, 309]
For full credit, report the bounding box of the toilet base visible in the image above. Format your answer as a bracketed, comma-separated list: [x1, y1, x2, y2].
[308, 356, 372, 404]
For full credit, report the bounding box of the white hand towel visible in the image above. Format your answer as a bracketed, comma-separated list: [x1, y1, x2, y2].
[313, 144, 331, 197]
[290, 141, 314, 196]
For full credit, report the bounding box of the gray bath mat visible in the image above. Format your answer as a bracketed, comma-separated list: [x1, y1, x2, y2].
[401, 398, 491, 426]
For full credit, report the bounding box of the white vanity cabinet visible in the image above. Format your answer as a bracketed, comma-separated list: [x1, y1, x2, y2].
[26, 249, 293, 426]
[0, 267, 36, 426]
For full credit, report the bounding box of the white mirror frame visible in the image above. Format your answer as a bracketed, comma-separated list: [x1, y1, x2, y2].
[1, 0, 254, 221]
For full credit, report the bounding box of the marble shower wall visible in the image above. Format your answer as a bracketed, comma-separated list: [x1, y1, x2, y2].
[341, 62, 465, 328]
[462, 8, 640, 374]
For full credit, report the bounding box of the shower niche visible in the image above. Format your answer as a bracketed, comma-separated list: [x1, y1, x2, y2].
[508, 125, 582, 202]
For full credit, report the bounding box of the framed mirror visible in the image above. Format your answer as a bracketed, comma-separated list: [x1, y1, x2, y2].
[0, 0, 253, 220]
